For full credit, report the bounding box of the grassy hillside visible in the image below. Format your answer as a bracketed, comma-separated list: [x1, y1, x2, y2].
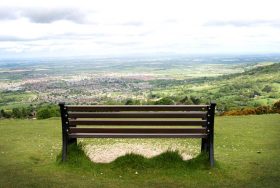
[0, 114, 279, 187]
[152, 63, 280, 110]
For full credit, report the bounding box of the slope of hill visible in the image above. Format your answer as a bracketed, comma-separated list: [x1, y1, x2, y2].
[151, 63, 280, 110]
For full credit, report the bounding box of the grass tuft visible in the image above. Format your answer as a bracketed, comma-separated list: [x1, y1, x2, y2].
[57, 143, 95, 170]
[112, 153, 147, 169]
[58, 144, 211, 171]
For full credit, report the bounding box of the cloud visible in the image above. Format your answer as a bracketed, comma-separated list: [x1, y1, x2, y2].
[205, 20, 280, 28]
[23, 7, 86, 24]
[119, 21, 144, 26]
[0, 6, 86, 24]
[0, 7, 19, 20]
[0, 32, 109, 42]
[95, 41, 140, 46]
[0, 35, 33, 41]
[0, 0, 280, 57]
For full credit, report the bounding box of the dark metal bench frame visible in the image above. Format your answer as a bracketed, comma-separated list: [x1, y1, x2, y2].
[59, 102, 216, 166]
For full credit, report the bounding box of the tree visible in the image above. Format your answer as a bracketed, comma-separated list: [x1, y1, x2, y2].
[190, 96, 201, 105]
[262, 85, 272, 93]
[0, 109, 4, 118]
[1, 109, 12, 118]
[21, 108, 28, 118]
[125, 99, 134, 105]
[154, 97, 175, 105]
[12, 108, 22, 118]
[125, 99, 141, 105]
[180, 96, 192, 104]
[37, 108, 51, 119]
[36, 105, 60, 119]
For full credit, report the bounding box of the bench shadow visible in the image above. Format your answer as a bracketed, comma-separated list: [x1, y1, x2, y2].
[56, 143, 213, 171]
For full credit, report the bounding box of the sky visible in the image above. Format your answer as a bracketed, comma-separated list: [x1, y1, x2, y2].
[0, 0, 280, 58]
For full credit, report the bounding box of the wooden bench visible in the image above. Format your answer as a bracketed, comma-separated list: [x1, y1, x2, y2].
[59, 102, 216, 166]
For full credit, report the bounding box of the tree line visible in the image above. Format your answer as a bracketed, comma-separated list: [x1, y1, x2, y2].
[0, 104, 60, 119]
[0, 99, 279, 119]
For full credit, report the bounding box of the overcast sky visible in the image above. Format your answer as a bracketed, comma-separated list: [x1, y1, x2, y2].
[0, 0, 280, 57]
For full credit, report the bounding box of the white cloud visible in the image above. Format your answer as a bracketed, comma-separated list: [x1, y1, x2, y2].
[0, 0, 280, 57]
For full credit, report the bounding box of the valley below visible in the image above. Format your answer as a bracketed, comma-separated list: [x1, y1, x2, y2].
[0, 54, 279, 112]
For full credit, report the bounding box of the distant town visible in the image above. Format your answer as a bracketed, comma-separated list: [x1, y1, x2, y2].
[0, 54, 279, 113]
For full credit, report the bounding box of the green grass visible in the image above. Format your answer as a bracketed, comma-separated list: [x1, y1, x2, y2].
[0, 91, 37, 109]
[152, 63, 280, 109]
[0, 114, 280, 187]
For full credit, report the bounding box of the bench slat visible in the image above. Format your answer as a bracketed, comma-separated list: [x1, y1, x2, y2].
[69, 127, 207, 134]
[69, 119, 207, 126]
[68, 112, 207, 119]
[68, 133, 208, 138]
[66, 105, 208, 112]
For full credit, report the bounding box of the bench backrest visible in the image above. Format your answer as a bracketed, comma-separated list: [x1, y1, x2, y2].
[59, 103, 216, 138]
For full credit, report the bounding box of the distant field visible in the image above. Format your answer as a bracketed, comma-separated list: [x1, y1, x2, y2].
[0, 114, 279, 187]
[1, 55, 279, 110]
[0, 91, 37, 109]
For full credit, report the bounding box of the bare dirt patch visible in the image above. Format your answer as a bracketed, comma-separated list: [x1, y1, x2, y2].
[85, 143, 196, 163]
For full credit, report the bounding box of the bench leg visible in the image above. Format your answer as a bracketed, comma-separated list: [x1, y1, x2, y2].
[208, 136, 214, 167]
[202, 136, 214, 167]
[62, 133, 68, 162]
[202, 137, 214, 167]
[201, 138, 207, 152]
[201, 117, 208, 153]
[68, 137, 77, 145]
[62, 137, 77, 162]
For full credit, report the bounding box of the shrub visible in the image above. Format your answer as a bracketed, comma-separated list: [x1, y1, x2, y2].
[255, 106, 271, 114]
[190, 96, 201, 105]
[262, 85, 272, 93]
[125, 99, 141, 105]
[222, 105, 274, 116]
[180, 96, 193, 105]
[37, 108, 51, 119]
[154, 97, 175, 105]
[0, 109, 12, 118]
[12, 108, 22, 118]
[272, 100, 280, 113]
[242, 108, 256, 115]
[36, 105, 60, 119]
